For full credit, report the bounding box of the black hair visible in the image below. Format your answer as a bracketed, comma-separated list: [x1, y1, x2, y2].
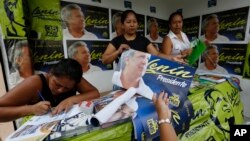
[168, 11, 183, 24]
[121, 10, 138, 24]
[50, 59, 83, 84]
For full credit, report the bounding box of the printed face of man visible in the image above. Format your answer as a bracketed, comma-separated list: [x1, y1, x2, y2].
[150, 22, 158, 34]
[115, 20, 124, 36]
[206, 17, 219, 34]
[206, 48, 219, 64]
[17, 46, 33, 74]
[123, 13, 138, 35]
[170, 15, 183, 34]
[74, 46, 91, 66]
[68, 9, 85, 29]
[126, 51, 149, 77]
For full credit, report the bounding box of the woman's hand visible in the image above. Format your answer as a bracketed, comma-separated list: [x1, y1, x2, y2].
[31, 101, 51, 116]
[153, 92, 171, 119]
[52, 98, 74, 115]
[117, 44, 130, 54]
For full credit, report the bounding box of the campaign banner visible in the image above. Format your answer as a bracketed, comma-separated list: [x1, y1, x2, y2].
[201, 7, 249, 42]
[29, 40, 64, 72]
[146, 16, 168, 39]
[0, 0, 27, 38]
[183, 16, 200, 41]
[217, 44, 247, 75]
[243, 43, 250, 79]
[61, 1, 109, 39]
[66, 40, 112, 70]
[26, 0, 62, 40]
[137, 13, 145, 37]
[113, 49, 196, 140]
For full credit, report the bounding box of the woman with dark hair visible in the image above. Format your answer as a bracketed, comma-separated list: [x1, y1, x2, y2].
[102, 10, 173, 64]
[0, 59, 99, 122]
[162, 12, 192, 63]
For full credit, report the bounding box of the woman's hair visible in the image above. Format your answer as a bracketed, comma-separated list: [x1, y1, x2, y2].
[168, 11, 183, 24]
[50, 59, 83, 84]
[121, 10, 138, 24]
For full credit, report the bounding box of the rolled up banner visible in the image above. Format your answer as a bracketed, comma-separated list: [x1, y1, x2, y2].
[90, 87, 136, 126]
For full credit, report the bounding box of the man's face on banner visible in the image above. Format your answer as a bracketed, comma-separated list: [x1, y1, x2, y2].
[68, 9, 85, 29]
[206, 17, 219, 34]
[206, 48, 219, 64]
[74, 46, 91, 66]
[127, 51, 149, 77]
[17, 46, 33, 74]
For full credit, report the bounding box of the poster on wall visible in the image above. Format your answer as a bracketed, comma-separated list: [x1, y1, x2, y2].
[0, 0, 27, 38]
[200, 6, 249, 43]
[146, 16, 168, 43]
[137, 13, 145, 37]
[29, 40, 64, 72]
[111, 9, 123, 39]
[199, 44, 247, 76]
[243, 43, 250, 79]
[26, 0, 62, 40]
[66, 40, 112, 71]
[183, 16, 200, 41]
[61, 1, 109, 40]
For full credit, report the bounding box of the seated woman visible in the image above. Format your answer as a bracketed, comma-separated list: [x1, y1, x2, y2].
[162, 12, 192, 63]
[0, 59, 100, 122]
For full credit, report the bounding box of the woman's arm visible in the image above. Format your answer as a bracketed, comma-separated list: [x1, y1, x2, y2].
[102, 43, 130, 64]
[162, 36, 173, 56]
[0, 75, 51, 122]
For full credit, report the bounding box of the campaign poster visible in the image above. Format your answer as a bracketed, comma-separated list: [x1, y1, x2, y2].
[200, 44, 247, 75]
[26, 0, 62, 40]
[0, 0, 27, 38]
[183, 16, 200, 41]
[29, 40, 64, 72]
[146, 16, 168, 43]
[243, 43, 250, 79]
[113, 49, 196, 139]
[201, 7, 249, 42]
[61, 1, 109, 40]
[137, 13, 145, 37]
[111, 9, 123, 39]
[66, 40, 112, 70]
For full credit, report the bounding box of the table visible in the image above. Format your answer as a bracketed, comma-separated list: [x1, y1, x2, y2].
[51, 80, 243, 141]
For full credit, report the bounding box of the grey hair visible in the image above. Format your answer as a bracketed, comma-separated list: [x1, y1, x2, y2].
[118, 50, 150, 71]
[68, 41, 88, 58]
[8, 40, 29, 71]
[147, 18, 158, 32]
[61, 4, 83, 27]
[112, 12, 122, 29]
[202, 14, 218, 33]
[202, 44, 218, 60]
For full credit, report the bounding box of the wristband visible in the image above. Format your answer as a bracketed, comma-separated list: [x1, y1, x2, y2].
[158, 118, 171, 125]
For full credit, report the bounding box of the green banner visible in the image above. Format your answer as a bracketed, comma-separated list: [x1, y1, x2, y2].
[26, 0, 62, 40]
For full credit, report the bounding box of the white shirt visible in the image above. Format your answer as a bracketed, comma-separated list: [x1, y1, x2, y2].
[111, 32, 117, 39]
[83, 64, 102, 75]
[145, 34, 163, 43]
[63, 28, 98, 40]
[168, 30, 191, 55]
[8, 71, 24, 89]
[112, 71, 153, 100]
[200, 34, 229, 42]
[197, 62, 228, 74]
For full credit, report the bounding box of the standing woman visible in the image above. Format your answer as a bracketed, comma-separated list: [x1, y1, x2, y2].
[162, 12, 192, 62]
[102, 10, 166, 64]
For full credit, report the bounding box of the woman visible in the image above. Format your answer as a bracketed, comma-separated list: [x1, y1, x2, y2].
[153, 92, 178, 141]
[0, 59, 100, 122]
[162, 12, 192, 62]
[102, 10, 167, 64]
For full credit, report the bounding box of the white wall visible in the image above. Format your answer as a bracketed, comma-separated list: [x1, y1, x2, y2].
[63, 0, 170, 20]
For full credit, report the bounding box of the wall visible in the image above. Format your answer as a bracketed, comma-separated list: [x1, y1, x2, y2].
[63, 0, 170, 20]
